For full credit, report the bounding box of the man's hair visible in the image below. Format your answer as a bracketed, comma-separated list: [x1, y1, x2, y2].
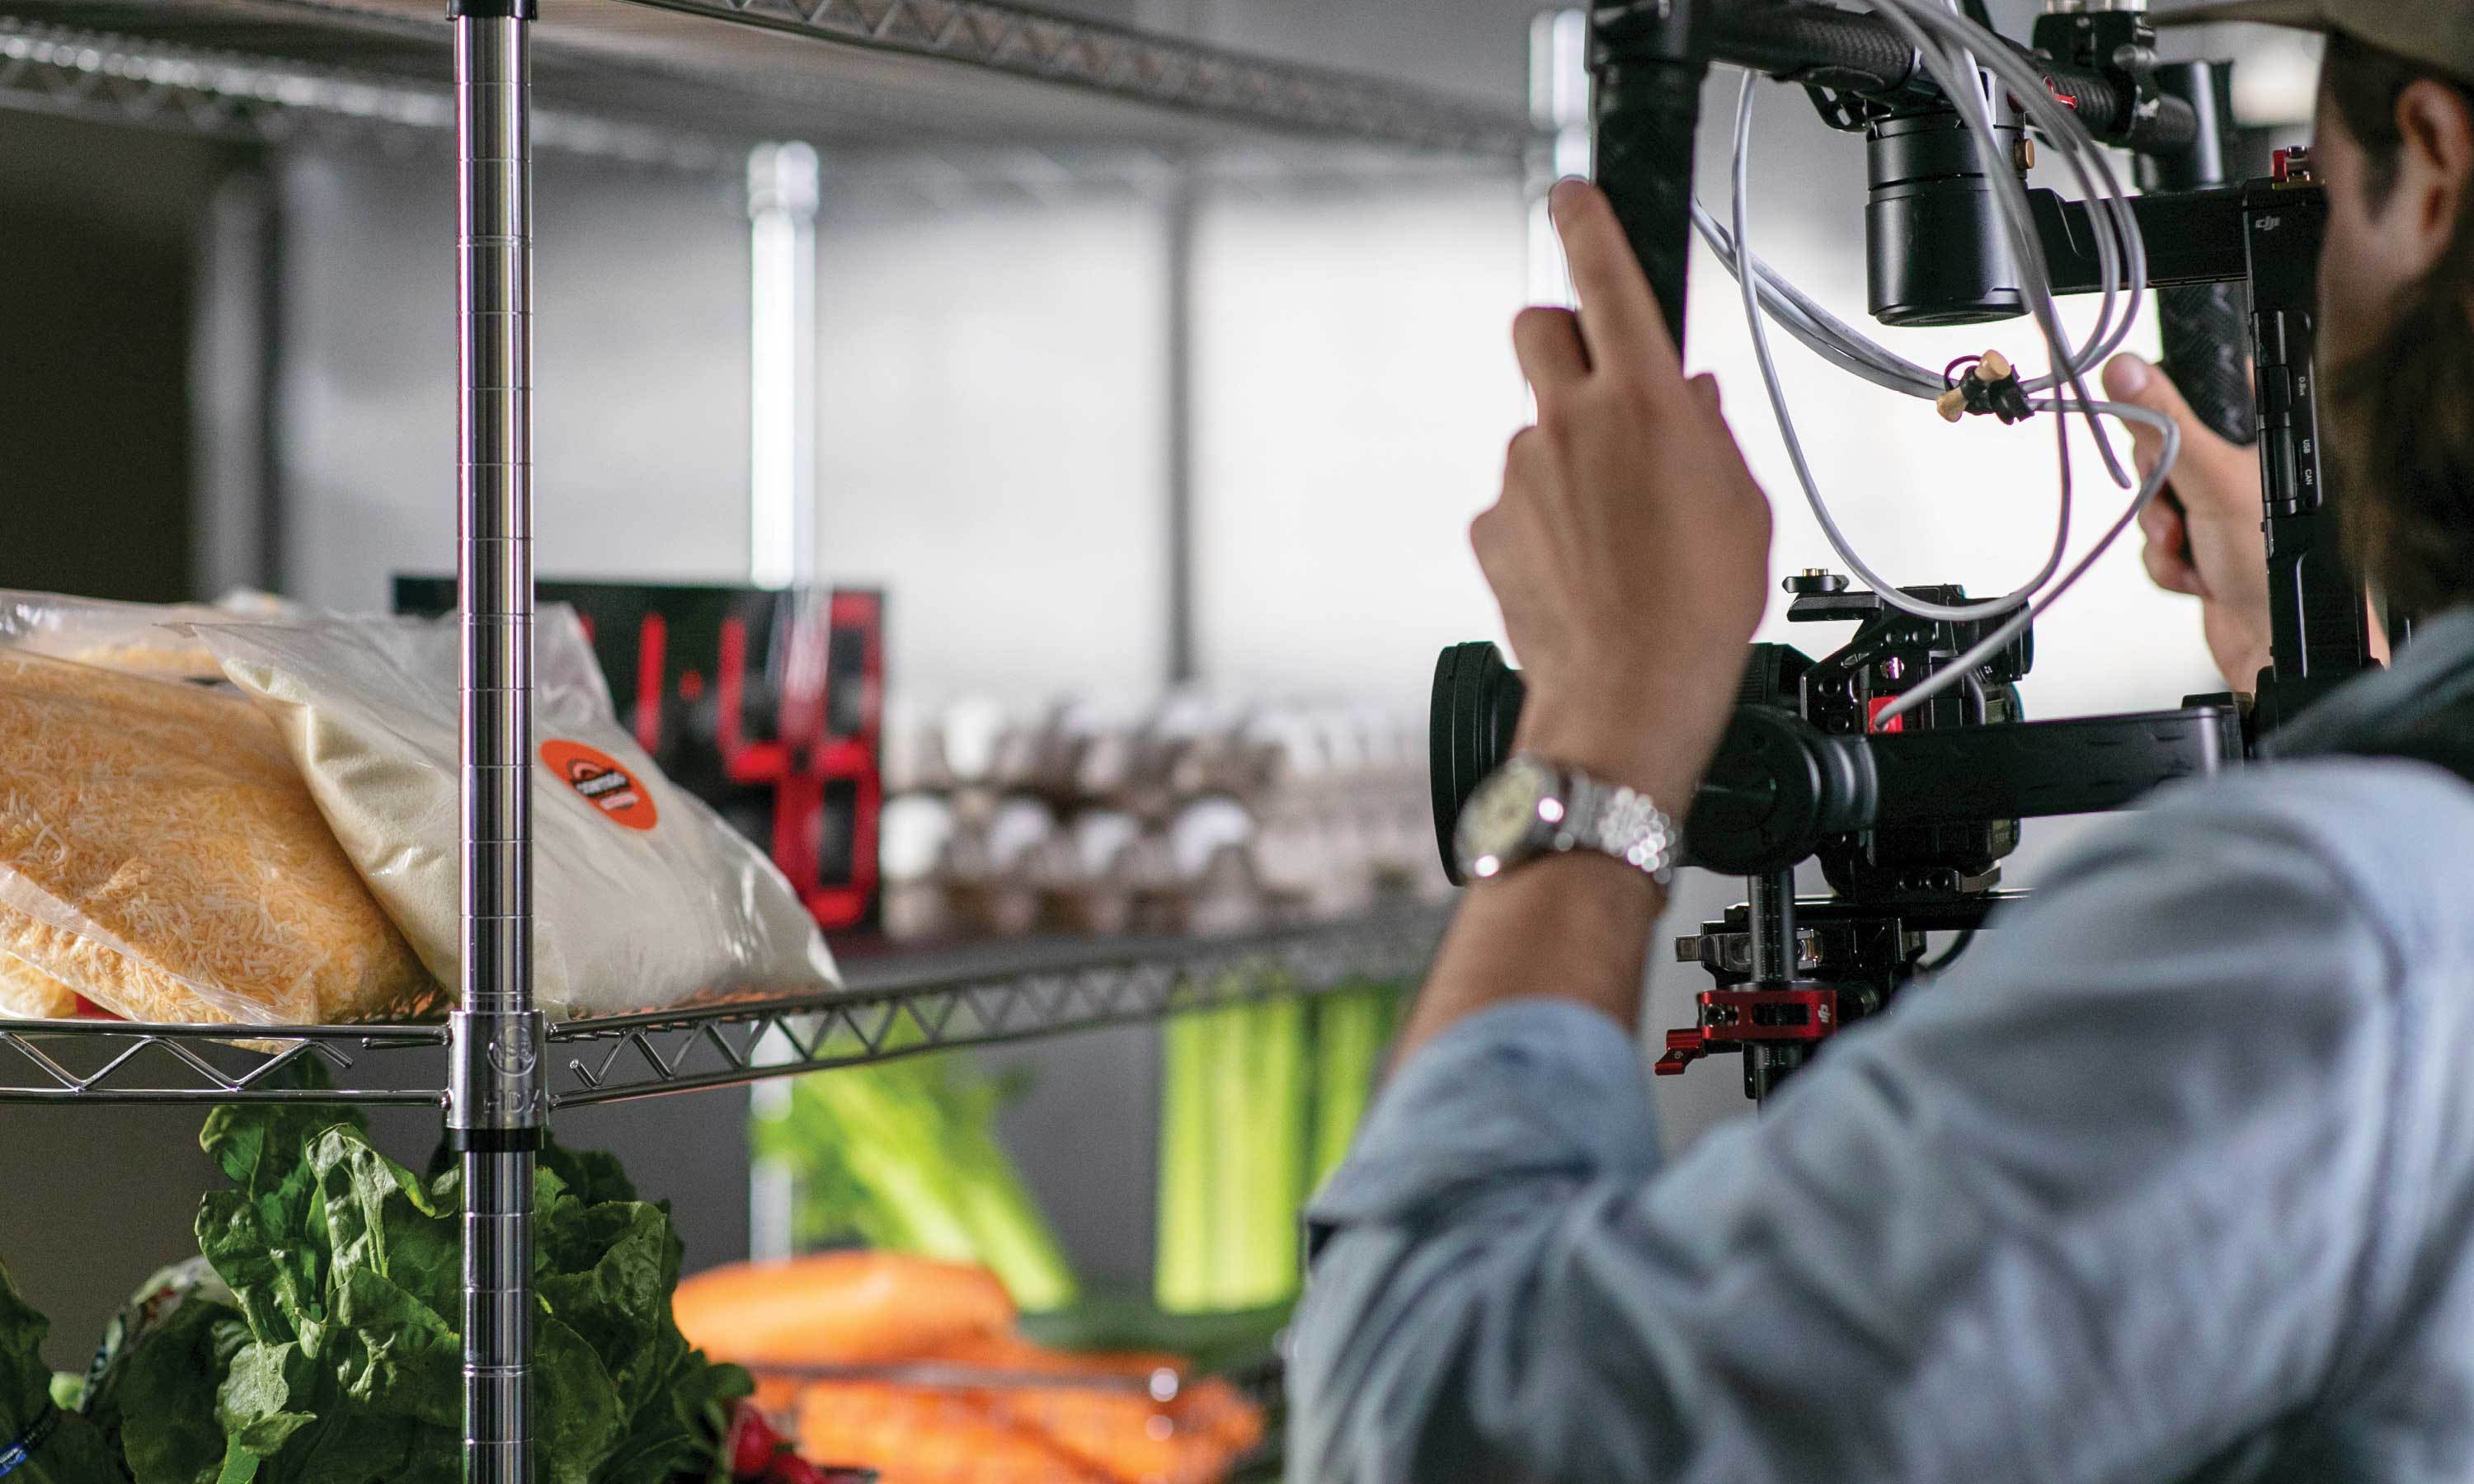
[2321, 32, 2474, 615]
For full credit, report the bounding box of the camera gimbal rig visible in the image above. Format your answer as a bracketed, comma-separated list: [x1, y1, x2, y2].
[1431, 1, 2384, 1104]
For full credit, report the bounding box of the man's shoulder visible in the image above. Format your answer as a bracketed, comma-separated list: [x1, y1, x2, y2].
[2084, 753, 2474, 963]
[2152, 750, 2474, 853]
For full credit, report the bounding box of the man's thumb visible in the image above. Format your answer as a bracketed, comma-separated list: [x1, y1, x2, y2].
[2101, 353, 2194, 472]
[2102, 353, 2190, 423]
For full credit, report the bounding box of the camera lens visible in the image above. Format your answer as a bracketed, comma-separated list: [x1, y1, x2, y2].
[1428, 643, 1526, 883]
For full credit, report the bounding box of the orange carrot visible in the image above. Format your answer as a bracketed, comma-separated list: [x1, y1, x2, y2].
[797, 1380, 1108, 1484]
[675, 1252, 1016, 1366]
[911, 1335, 1265, 1484]
[920, 1332, 1186, 1381]
[684, 1256, 1265, 1482]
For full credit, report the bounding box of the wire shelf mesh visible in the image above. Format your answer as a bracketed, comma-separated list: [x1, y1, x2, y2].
[0, 18, 742, 167]
[0, 904, 1451, 1106]
[0, 0, 1528, 161]
[0, 1020, 449, 1105]
[629, 0, 1529, 156]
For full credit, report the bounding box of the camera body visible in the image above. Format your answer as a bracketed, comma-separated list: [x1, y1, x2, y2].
[1433, 574, 2243, 1101]
[1672, 575, 2033, 1098]
[1434, 572, 2035, 1099]
[1746, 574, 2029, 898]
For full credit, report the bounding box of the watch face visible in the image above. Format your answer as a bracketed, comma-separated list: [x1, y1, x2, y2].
[1456, 756, 1559, 879]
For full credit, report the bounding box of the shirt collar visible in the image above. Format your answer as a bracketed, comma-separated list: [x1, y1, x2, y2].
[2267, 607, 2474, 758]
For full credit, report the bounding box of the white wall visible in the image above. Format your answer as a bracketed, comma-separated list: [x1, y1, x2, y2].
[277, 151, 751, 609]
[813, 194, 1171, 707]
[1192, 176, 1527, 706]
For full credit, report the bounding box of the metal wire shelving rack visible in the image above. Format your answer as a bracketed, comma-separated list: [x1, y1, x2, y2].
[0, 0, 1490, 1476]
[0, 905, 1449, 1108]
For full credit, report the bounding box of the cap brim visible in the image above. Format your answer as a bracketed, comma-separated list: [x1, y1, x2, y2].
[2151, 0, 2331, 30]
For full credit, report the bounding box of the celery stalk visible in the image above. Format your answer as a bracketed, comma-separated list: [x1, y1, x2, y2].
[1159, 975, 1370, 1313]
[943, 1112, 1079, 1313]
[1310, 982, 1407, 1193]
[1246, 989, 1309, 1308]
[1309, 986, 1375, 1190]
[755, 1053, 1079, 1311]
[1207, 996, 1257, 1309]
[1155, 1007, 1217, 1313]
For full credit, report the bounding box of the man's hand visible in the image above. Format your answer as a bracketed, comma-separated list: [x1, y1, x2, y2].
[2102, 353, 2274, 693]
[1473, 181, 1774, 812]
[1395, 181, 1774, 1059]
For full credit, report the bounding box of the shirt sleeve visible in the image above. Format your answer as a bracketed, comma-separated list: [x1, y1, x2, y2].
[1287, 791, 2416, 1484]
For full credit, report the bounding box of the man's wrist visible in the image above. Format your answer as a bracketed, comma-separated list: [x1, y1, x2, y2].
[1513, 697, 1726, 818]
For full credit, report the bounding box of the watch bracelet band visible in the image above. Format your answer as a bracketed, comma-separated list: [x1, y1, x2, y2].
[1554, 761, 1680, 884]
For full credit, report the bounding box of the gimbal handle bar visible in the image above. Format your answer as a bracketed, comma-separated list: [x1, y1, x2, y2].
[1689, 702, 2246, 875]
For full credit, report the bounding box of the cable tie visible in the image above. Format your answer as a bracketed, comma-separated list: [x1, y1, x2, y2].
[0, 1405, 60, 1480]
[1935, 350, 2034, 425]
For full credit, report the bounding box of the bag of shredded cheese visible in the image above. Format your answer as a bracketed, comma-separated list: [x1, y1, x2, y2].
[195, 608, 839, 1018]
[0, 649, 440, 1025]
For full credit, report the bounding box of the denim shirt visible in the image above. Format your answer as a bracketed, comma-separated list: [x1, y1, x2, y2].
[1290, 610, 2474, 1484]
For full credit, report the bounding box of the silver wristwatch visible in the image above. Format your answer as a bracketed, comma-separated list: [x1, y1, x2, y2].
[1454, 754, 1679, 885]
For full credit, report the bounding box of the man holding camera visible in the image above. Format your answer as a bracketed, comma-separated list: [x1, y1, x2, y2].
[1289, 4, 2474, 1480]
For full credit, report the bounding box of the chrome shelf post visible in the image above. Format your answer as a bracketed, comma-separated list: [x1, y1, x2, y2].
[451, 4, 542, 1479]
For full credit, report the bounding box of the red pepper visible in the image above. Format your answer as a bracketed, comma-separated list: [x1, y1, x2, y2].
[725, 1402, 788, 1479]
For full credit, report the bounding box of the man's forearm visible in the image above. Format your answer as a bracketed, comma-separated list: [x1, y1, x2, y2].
[1395, 852, 1665, 1062]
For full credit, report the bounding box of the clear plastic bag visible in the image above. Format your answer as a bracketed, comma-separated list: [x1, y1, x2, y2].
[195, 607, 840, 1018]
[0, 588, 294, 683]
[0, 647, 439, 1025]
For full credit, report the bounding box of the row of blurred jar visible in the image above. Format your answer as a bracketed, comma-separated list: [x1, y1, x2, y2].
[878, 697, 1453, 942]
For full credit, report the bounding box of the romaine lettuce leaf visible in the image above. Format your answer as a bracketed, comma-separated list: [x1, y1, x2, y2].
[96, 1288, 251, 1484]
[190, 1103, 745, 1484]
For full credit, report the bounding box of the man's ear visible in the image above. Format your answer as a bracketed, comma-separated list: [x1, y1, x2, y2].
[2384, 77, 2474, 280]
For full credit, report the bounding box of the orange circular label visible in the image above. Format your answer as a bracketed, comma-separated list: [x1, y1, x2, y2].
[539, 740, 658, 831]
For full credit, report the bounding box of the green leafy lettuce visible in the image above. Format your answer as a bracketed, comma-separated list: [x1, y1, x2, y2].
[104, 1101, 746, 1484]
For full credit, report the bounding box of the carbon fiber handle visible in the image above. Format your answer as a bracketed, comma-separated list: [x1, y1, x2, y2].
[1593, 2, 1707, 348]
[1706, 2, 2193, 148]
[1867, 707, 2243, 826]
[2158, 281, 2256, 447]
[1710, 3, 1918, 104]
[1596, 66, 1701, 343]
